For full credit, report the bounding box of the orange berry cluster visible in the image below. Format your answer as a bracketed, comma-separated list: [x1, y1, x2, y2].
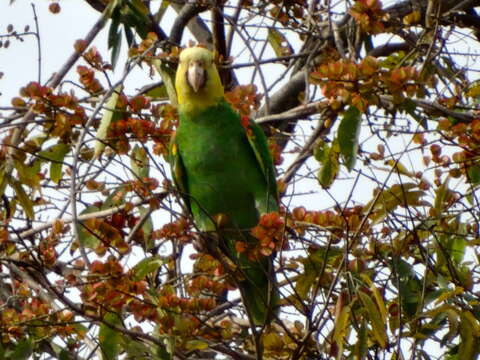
[243, 212, 286, 259]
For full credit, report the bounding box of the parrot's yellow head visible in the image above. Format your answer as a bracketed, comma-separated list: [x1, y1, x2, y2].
[175, 46, 224, 114]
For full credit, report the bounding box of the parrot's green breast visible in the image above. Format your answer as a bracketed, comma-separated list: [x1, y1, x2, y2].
[175, 100, 276, 232]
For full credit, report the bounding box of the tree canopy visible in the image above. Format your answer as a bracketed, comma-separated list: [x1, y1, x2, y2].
[1, 0, 480, 359]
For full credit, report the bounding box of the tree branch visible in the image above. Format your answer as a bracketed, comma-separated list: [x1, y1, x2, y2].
[9, 191, 167, 242]
[169, 3, 209, 45]
[379, 95, 476, 123]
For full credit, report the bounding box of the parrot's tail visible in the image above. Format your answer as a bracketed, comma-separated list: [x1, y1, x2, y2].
[236, 255, 278, 326]
[220, 229, 279, 326]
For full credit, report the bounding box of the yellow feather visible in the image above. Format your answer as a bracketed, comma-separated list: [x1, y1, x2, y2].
[175, 47, 224, 114]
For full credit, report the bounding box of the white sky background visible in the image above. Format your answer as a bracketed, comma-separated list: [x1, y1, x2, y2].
[0, 1, 104, 95]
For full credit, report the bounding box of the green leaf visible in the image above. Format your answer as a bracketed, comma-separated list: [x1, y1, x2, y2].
[434, 176, 450, 211]
[14, 159, 41, 188]
[10, 338, 33, 360]
[59, 349, 75, 360]
[448, 237, 466, 264]
[39, 142, 69, 184]
[385, 159, 417, 179]
[360, 274, 387, 323]
[441, 307, 460, 345]
[309, 246, 343, 266]
[123, 0, 151, 38]
[103, 186, 126, 209]
[353, 319, 368, 359]
[158, 335, 175, 360]
[295, 262, 317, 299]
[130, 145, 150, 178]
[337, 106, 361, 171]
[467, 165, 480, 186]
[108, 16, 122, 69]
[94, 85, 124, 159]
[364, 35, 373, 53]
[128, 0, 150, 17]
[393, 257, 422, 316]
[0, 166, 6, 197]
[395, 257, 415, 277]
[365, 183, 428, 224]
[295, 248, 341, 300]
[11, 179, 34, 220]
[358, 290, 387, 348]
[132, 255, 166, 281]
[124, 25, 135, 46]
[316, 141, 340, 188]
[99, 313, 122, 360]
[138, 206, 153, 249]
[123, 338, 150, 358]
[104, 0, 122, 17]
[78, 205, 101, 249]
[402, 99, 428, 129]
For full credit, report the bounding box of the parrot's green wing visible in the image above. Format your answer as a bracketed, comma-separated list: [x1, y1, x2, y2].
[245, 118, 279, 213]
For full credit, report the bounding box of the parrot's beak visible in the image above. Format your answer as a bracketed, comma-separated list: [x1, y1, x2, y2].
[187, 61, 206, 93]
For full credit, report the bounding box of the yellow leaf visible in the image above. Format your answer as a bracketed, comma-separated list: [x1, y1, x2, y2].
[185, 340, 209, 351]
[434, 286, 464, 305]
[333, 304, 351, 359]
[403, 10, 421, 25]
[360, 274, 387, 324]
[358, 290, 387, 348]
[94, 85, 123, 159]
[459, 311, 480, 359]
[385, 159, 416, 179]
[152, 59, 177, 107]
[263, 332, 284, 350]
[12, 179, 34, 220]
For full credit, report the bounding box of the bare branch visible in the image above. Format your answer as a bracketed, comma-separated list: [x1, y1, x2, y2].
[169, 3, 209, 45]
[9, 192, 167, 243]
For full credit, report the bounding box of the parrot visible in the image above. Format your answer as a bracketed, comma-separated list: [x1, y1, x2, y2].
[170, 46, 279, 325]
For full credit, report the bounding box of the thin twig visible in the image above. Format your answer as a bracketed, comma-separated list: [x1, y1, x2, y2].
[30, 4, 42, 83]
[0, 11, 108, 196]
[281, 112, 331, 186]
[7, 262, 102, 359]
[224, 16, 270, 114]
[9, 192, 166, 242]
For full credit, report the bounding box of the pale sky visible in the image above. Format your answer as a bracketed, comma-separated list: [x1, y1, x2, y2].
[1, 1, 102, 99]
